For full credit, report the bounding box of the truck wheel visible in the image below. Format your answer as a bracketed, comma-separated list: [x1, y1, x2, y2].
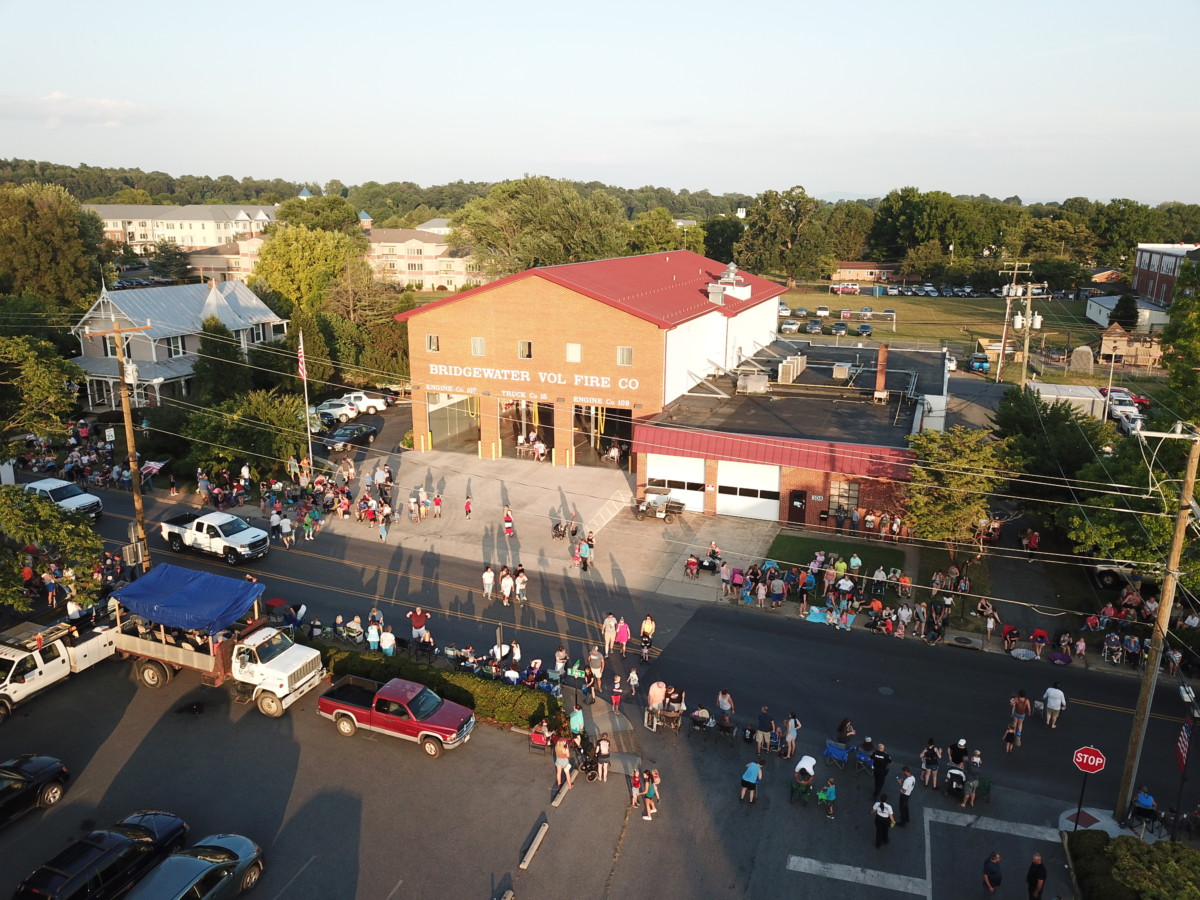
[338, 414, 349, 422]
[635, 511, 645, 521]
[168, 534, 183, 552]
[366, 406, 377, 415]
[663, 513, 675, 524]
[335, 715, 357, 737]
[420, 736, 443, 758]
[0, 701, 9, 726]
[239, 861, 263, 892]
[223, 548, 241, 566]
[257, 692, 284, 718]
[37, 781, 65, 808]
[138, 660, 171, 689]
[367, 434, 376, 443]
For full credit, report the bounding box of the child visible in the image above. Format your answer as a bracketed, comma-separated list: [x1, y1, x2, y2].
[1074, 636, 1087, 659]
[572, 542, 581, 569]
[820, 777, 837, 819]
[630, 770, 642, 809]
[839, 608, 850, 631]
[611, 676, 623, 712]
[627, 668, 639, 699]
[1003, 723, 1017, 753]
[169, 473, 178, 496]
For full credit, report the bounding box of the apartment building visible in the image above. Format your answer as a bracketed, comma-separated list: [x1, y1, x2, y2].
[88, 203, 277, 255]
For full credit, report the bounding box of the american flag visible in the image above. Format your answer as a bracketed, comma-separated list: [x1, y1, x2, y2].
[1178, 715, 1192, 773]
[297, 332, 307, 381]
[141, 461, 166, 476]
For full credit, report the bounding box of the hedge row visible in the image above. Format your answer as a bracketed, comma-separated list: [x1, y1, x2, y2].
[1067, 828, 1200, 899]
[1068, 830, 1139, 900]
[309, 641, 562, 729]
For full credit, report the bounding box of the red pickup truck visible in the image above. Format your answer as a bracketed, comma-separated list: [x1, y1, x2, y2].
[316, 675, 475, 758]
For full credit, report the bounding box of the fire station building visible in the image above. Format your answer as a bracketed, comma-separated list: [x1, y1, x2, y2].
[398, 251, 947, 525]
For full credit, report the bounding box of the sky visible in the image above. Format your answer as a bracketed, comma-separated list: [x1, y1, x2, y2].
[1, 0, 1194, 205]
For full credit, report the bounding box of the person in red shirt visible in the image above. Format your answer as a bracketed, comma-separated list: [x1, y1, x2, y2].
[406, 607, 430, 641]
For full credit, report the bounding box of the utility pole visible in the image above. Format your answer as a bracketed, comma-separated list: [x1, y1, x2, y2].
[995, 262, 1033, 383]
[1114, 427, 1200, 822]
[88, 318, 153, 572]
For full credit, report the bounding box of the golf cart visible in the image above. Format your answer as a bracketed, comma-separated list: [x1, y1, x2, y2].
[633, 486, 686, 523]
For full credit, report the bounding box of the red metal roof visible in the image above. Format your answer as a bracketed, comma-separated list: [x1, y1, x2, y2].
[395, 251, 788, 329]
[633, 422, 915, 481]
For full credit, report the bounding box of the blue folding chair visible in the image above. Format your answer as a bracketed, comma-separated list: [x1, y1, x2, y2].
[823, 738, 849, 768]
[854, 747, 874, 776]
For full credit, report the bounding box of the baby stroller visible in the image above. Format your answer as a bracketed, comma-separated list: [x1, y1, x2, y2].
[946, 765, 966, 802]
[573, 732, 600, 782]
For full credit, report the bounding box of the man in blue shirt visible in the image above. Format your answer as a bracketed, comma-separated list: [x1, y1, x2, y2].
[569, 704, 584, 735]
[740, 760, 763, 803]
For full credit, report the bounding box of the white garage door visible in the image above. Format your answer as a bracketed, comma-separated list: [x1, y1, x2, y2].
[715, 460, 780, 520]
[646, 453, 707, 512]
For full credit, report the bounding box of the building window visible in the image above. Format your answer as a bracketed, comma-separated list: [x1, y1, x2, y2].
[617, 346, 633, 366]
[426, 335, 440, 352]
[566, 343, 582, 363]
[471, 337, 486, 356]
[828, 480, 860, 510]
[250, 324, 264, 343]
[165, 336, 184, 358]
[102, 335, 131, 358]
[408, 248, 423, 256]
[517, 340, 533, 360]
[408, 263, 422, 272]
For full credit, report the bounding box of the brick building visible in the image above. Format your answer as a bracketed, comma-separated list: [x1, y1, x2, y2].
[398, 250, 949, 525]
[1132, 243, 1200, 306]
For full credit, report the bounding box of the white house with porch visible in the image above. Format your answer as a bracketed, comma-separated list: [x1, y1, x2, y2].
[72, 280, 287, 410]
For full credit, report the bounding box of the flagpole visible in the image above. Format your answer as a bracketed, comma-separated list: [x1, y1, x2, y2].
[299, 330, 314, 474]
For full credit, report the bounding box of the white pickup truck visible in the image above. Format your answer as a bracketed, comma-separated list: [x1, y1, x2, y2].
[340, 391, 390, 415]
[160, 511, 270, 566]
[0, 622, 115, 725]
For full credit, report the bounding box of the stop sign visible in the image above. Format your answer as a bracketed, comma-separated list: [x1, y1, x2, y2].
[1074, 746, 1106, 774]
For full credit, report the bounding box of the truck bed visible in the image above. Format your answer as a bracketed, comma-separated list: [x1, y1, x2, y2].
[319, 675, 382, 711]
[162, 512, 200, 528]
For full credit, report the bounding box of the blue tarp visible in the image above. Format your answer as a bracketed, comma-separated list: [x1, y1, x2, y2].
[113, 564, 265, 634]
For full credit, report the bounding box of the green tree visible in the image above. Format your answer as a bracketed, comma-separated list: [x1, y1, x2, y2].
[899, 240, 948, 280]
[251, 224, 365, 315]
[147, 239, 192, 282]
[451, 176, 630, 276]
[868, 186, 923, 258]
[822, 202, 874, 260]
[0, 486, 103, 613]
[190, 316, 252, 405]
[629, 207, 705, 254]
[182, 390, 312, 480]
[1030, 258, 1085, 291]
[0, 336, 85, 459]
[1109, 833, 1200, 900]
[991, 386, 1112, 503]
[1108, 294, 1140, 329]
[734, 186, 833, 287]
[1020, 217, 1099, 264]
[110, 188, 154, 205]
[905, 426, 1012, 561]
[275, 195, 364, 237]
[704, 216, 744, 263]
[0, 182, 105, 309]
[288, 308, 334, 389]
[1092, 198, 1162, 266]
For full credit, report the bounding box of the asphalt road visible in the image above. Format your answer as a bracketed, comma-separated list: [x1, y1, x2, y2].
[2, 486, 1190, 898]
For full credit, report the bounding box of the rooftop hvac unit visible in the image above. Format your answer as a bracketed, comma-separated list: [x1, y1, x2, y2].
[832, 363, 851, 381]
[737, 374, 770, 394]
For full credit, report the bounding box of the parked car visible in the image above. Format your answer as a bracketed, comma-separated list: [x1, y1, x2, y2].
[23, 477, 103, 519]
[831, 283, 860, 295]
[967, 353, 991, 373]
[778, 301, 791, 315]
[860, 307, 873, 319]
[126, 833, 263, 900]
[886, 286, 901, 296]
[1116, 411, 1146, 435]
[882, 308, 896, 319]
[806, 319, 824, 334]
[962, 285, 975, 296]
[857, 323, 873, 337]
[946, 354, 958, 372]
[0, 754, 69, 830]
[317, 675, 475, 758]
[308, 410, 336, 433]
[340, 391, 391, 415]
[815, 305, 831, 317]
[1107, 397, 1140, 420]
[793, 307, 809, 318]
[779, 319, 800, 334]
[323, 423, 379, 451]
[1100, 386, 1151, 410]
[901, 286, 915, 296]
[831, 321, 848, 336]
[314, 399, 358, 423]
[14, 810, 187, 900]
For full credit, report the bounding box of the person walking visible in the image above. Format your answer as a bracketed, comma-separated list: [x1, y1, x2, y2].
[755, 707, 775, 757]
[872, 794, 896, 847]
[514, 567, 528, 603]
[1042, 682, 1067, 728]
[717, 689, 736, 724]
[627, 668, 639, 700]
[921, 738, 942, 789]
[503, 506, 514, 538]
[896, 766, 916, 826]
[982, 851, 1002, 895]
[602, 612, 618, 657]
[611, 677, 623, 712]
[1010, 689, 1032, 746]
[481, 565, 495, 602]
[783, 712, 801, 759]
[1025, 853, 1047, 899]
[871, 742, 893, 799]
[640, 615, 656, 663]
[595, 733, 611, 783]
[587, 645, 605, 691]
[821, 777, 837, 819]
[464, 496, 472, 519]
[740, 760, 763, 804]
[962, 750, 983, 807]
[433, 493, 442, 517]
[640, 769, 659, 820]
[615, 617, 630, 656]
[279, 514, 293, 548]
[500, 570, 514, 606]
[554, 737, 575, 790]
[579, 539, 591, 572]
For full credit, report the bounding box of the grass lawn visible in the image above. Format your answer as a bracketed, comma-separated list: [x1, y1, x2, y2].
[916, 547, 992, 633]
[766, 533, 906, 576]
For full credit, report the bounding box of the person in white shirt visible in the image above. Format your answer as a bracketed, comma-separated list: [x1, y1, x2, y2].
[379, 626, 396, 657]
[896, 766, 916, 826]
[1042, 682, 1067, 728]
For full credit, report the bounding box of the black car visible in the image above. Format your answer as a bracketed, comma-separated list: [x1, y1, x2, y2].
[0, 754, 69, 829]
[14, 809, 188, 900]
[323, 423, 378, 451]
[805, 319, 823, 334]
